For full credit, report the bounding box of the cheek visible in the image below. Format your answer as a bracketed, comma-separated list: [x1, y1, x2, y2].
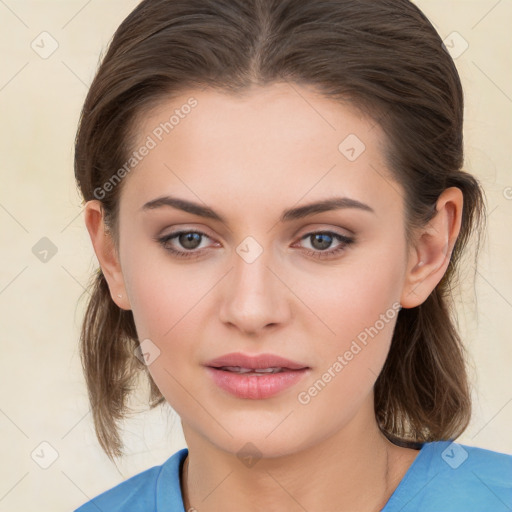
[123, 265, 171, 341]
[292, 235, 405, 344]
[122, 252, 204, 412]
[291, 237, 405, 399]
[121, 237, 207, 340]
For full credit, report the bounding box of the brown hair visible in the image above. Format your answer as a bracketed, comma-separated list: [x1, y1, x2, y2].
[74, 0, 486, 461]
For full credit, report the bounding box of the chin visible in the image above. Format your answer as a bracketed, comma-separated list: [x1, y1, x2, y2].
[199, 416, 320, 461]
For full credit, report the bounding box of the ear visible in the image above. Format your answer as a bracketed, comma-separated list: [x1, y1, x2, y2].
[84, 200, 131, 310]
[400, 187, 463, 309]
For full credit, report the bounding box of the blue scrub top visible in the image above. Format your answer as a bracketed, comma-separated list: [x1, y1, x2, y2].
[74, 440, 512, 511]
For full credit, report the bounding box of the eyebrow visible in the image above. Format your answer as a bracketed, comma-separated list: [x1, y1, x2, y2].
[141, 195, 375, 223]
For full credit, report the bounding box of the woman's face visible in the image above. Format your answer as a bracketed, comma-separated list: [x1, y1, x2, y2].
[114, 82, 412, 456]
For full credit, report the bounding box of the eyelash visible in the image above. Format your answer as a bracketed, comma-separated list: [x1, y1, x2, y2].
[155, 229, 354, 260]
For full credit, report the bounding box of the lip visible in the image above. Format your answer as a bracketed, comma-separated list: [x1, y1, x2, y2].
[204, 352, 309, 370]
[204, 352, 310, 400]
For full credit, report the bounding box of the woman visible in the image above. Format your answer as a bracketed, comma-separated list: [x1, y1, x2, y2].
[73, 0, 512, 510]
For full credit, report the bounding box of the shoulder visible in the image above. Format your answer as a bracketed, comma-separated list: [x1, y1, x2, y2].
[73, 448, 188, 512]
[422, 440, 512, 484]
[386, 440, 512, 512]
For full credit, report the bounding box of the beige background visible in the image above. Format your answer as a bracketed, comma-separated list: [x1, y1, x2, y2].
[0, 1, 510, 510]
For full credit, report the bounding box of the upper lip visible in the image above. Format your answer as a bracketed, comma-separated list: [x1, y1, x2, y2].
[205, 352, 309, 370]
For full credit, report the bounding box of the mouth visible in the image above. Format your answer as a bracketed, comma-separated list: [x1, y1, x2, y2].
[204, 352, 310, 372]
[210, 366, 307, 375]
[204, 353, 310, 399]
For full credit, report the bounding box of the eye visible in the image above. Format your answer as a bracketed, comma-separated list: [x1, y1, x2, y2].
[156, 230, 216, 259]
[295, 231, 354, 259]
[155, 229, 354, 260]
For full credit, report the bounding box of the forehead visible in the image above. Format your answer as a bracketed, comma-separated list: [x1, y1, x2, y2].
[121, 82, 401, 219]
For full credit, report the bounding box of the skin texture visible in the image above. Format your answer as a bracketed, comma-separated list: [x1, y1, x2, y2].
[85, 82, 463, 511]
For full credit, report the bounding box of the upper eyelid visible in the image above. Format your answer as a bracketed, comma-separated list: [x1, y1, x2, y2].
[161, 221, 354, 236]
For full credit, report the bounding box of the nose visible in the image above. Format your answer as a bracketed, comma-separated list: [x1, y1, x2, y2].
[218, 245, 290, 335]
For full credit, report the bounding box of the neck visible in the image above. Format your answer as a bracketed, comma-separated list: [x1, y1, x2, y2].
[180, 401, 418, 512]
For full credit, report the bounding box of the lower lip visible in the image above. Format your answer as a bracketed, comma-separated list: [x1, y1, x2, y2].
[205, 367, 309, 399]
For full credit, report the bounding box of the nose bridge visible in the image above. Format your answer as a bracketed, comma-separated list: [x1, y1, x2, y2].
[219, 235, 289, 333]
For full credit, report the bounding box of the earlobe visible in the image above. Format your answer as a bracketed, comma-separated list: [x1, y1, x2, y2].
[84, 200, 131, 310]
[400, 187, 463, 309]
